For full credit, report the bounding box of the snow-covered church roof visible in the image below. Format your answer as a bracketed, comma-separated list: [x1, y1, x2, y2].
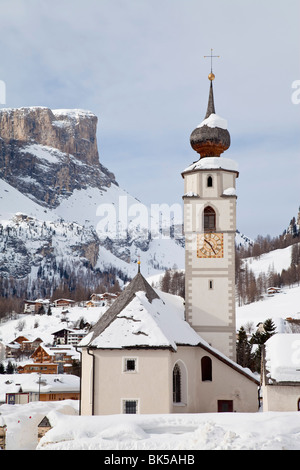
[78, 270, 258, 383]
[79, 271, 201, 351]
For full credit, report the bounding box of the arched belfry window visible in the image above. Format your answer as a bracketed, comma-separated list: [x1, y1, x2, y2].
[201, 356, 212, 381]
[207, 176, 213, 187]
[173, 364, 181, 403]
[204, 206, 216, 231]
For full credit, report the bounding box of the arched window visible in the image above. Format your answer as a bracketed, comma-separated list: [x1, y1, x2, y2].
[173, 364, 181, 403]
[204, 206, 216, 231]
[207, 176, 213, 187]
[201, 356, 212, 381]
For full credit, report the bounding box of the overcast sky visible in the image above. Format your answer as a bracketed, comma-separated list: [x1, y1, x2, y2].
[0, 0, 299, 239]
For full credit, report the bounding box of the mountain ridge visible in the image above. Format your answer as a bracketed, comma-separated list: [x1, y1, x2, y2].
[0, 106, 185, 299]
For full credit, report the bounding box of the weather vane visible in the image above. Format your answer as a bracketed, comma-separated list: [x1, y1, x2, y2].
[204, 48, 220, 81]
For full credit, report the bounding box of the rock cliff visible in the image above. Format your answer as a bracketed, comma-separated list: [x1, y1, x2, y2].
[0, 106, 117, 208]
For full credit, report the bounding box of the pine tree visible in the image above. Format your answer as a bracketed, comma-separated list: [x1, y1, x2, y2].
[6, 361, 15, 374]
[236, 326, 253, 369]
[263, 318, 276, 341]
[250, 318, 276, 372]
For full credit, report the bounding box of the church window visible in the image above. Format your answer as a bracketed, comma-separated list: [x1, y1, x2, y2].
[201, 356, 212, 381]
[204, 206, 216, 231]
[173, 364, 181, 403]
[207, 176, 213, 187]
[124, 358, 137, 372]
[123, 400, 138, 414]
[209, 280, 213, 290]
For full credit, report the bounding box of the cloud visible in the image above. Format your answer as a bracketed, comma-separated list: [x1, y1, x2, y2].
[0, 0, 299, 238]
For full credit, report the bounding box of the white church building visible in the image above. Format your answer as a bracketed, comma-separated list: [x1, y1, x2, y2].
[78, 70, 260, 415]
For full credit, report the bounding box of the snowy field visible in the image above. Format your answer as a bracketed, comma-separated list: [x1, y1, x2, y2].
[1, 399, 300, 450]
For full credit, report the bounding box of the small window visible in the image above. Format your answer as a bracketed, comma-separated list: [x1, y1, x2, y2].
[201, 356, 212, 381]
[124, 358, 136, 372]
[207, 176, 213, 187]
[204, 206, 216, 231]
[123, 400, 138, 414]
[218, 400, 233, 412]
[173, 364, 181, 403]
[209, 280, 213, 290]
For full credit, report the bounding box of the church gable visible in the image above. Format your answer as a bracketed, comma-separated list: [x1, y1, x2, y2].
[80, 274, 202, 351]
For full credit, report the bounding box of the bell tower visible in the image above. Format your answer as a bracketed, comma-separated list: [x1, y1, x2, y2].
[182, 66, 238, 361]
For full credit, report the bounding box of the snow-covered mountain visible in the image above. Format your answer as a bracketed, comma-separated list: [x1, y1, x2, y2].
[0, 107, 185, 297]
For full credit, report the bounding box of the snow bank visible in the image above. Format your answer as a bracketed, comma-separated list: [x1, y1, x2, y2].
[0, 399, 78, 450]
[35, 409, 300, 450]
[1, 398, 300, 450]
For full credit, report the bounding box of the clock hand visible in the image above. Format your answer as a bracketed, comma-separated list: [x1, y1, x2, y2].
[205, 239, 216, 254]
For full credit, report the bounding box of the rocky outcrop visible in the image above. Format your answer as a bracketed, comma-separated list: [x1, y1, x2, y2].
[0, 107, 117, 208]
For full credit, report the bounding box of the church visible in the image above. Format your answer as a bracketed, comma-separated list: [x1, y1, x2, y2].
[78, 68, 260, 415]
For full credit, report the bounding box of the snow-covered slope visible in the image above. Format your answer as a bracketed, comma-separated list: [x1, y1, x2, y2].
[0, 304, 107, 348]
[236, 283, 300, 331]
[243, 244, 294, 277]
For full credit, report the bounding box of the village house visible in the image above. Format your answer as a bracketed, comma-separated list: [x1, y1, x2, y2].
[23, 299, 50, 314]
[262, 333, 300, 411]
[25, 343, 80, 374]
[52, 327, 87, 346]
[87, 292, 119, 308]
[0, 373, 80, 405]
[53, 298, 75, 308]
[5, 336, 43, 361]
[18, 363, 58, 375]
[267, 287, 281, 296]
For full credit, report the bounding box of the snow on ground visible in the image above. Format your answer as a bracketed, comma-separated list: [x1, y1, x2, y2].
[0, 179, 57, 222]
[1, 400, 300, 450]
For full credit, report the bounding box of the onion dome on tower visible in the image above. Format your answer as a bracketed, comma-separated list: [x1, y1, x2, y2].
[190, 72, 230, 158]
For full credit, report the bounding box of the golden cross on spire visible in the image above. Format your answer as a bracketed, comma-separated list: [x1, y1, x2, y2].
[204, 49, 220, 81]
[137, 254, 141, 273]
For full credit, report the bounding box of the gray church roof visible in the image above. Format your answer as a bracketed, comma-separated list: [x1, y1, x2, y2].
[78, 271, 201, 350]
[190, 79, 231, 158]
[78, 270, 259, 384]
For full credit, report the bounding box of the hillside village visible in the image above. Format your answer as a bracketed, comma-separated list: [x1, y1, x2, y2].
[0, 99, 299, 447]
[0, 235, 299, 383]
[0, 258, 300, 449]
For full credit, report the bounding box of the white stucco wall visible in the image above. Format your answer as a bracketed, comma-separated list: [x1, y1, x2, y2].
[262, 384, 300, 411]
[80, 345, 259, 416]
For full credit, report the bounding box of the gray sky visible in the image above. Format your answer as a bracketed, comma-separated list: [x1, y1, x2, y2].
[0, 0, 299, 239]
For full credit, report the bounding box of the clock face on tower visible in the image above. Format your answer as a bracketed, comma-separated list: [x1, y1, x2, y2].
[197, 233, 224, 258]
